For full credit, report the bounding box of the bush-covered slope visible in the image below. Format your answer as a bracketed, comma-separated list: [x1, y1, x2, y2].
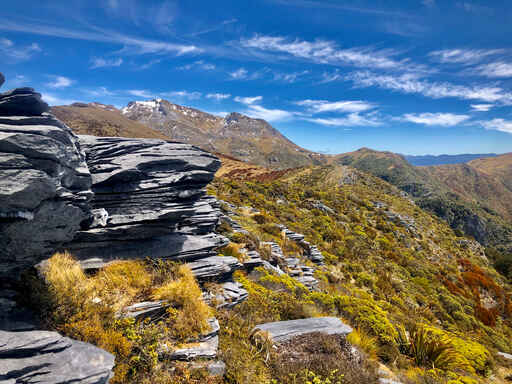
[333, 148, 512, 253]
[209, 163, 512, 383]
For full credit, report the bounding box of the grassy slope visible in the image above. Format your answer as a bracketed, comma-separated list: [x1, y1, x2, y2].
[210, 162, 512, 383]
[332, 148, 512, 252]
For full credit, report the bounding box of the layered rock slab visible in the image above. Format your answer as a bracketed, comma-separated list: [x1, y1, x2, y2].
[0, 104, 92, 278]
[64, 136, 227, 267]
[0, 330, 115, 384]
[252, 317, 352, 344]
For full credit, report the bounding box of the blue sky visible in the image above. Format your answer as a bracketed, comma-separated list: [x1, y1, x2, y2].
[1, 0, 512, 155]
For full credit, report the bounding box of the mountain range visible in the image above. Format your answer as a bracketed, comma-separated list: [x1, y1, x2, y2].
[51, 99, 512, 253]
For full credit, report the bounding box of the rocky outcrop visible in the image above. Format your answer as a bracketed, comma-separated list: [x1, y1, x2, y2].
[0, 89, 92, 278]
[62, 136, 227, 267]
[0, 330, 115, 384]
[252, 317, 352, 344]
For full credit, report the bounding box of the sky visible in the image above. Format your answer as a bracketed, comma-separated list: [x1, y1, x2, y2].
[1, 0, 512, 155]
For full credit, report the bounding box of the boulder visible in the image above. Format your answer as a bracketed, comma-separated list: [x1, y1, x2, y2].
[0, 72, 4, 88]
[252, 317, 352, 344]
[0, 88, 49, 116]
[0, 112, 92, 278]
[62, 136, 227, 266]
[187, 256, 242, 282]
[0, 330, 115, 384]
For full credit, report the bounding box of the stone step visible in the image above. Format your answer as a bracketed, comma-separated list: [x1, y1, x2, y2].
[252, 317, 352, 344]
[187, 256, 242, 282]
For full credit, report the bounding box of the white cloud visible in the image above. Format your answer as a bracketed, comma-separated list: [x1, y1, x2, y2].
[162, 90, 202, 100]
[229, 68, 249, 79]
[0, 38, 41, 62]
[476, 62, 512, 78]
[127, 89, 154, 98]
[177, 60, 216, 71]
[347, 71, 512, 104]
[0, 20, 200, 56]
[242, 35, 423, 71]
[429, 49, 503, 64]
[244, 104, 294, 122]
[481, 119, 512, 134]
[41, 93, 75, 106]
[401, 112, 470, 126]
[470, 104, 493, 112]
[83, 86, 115, 97]
[139, 59, 161, 70]
[305, 113, 382, 127]
[46, 75, 73, 89]
[206, 93, 231, 101]
[319, 70, 343, 83]
[273, 70, 310, 83]
[234, 96, 263, 105]
[296, 99, 375, 113]
[90, 57, 123, 69]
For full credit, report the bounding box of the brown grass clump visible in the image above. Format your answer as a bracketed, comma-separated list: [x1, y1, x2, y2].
[152, 265, 212, 340]
[219, 242, 246, 262]
[269, 332, 379, 384]
[42, 251, 93, 323]
[93, 260, 152, 311]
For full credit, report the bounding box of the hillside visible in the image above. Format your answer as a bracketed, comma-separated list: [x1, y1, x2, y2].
[424, 154, 512, 222]
[332, 148, 512, 252]
[121, 99, 325, 169]
[208, 162, 512, 384]
[51, 103, 169, 139]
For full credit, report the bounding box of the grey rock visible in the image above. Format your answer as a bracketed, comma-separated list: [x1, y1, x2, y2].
[189, 360, 226, 376]
[311, 201, 335, 215]
[252, 317, 352, 344]
[0, 88, 49, 116]
[62, 136, 227, 266]
[164, 336, 219, 361]
[0, 73, 4, 88]
[160, 318, 220, 361]
[204, 281, 248, 309]
[119, 301, 169, 321]
[0, 330, 115, 384]
[187, 256, 242, 282]
[498, 351, 512, 360]
[0, 111, 92, 278]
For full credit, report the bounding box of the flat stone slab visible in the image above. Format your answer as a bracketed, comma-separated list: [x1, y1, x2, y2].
[252, 317, 352, 344]
[0, 330, 114, 384]
[498, 351, 512, 360]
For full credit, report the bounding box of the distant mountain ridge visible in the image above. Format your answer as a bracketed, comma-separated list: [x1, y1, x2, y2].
[120, 98, 325, 169]
[405, 153, 498, 166]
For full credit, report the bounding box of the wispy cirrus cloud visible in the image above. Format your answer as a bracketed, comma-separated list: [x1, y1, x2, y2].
[305, 113, 382, 127]
[46, 75, 74, 89]
[245, 104, 294, 122]
[347, 71, 512, 104]
[161, 90, 202, 100]
[233, 95, 293, 122]
[0, 19, 200, 56]
[206, 93, 231, 101]
[481, 118, 512, 134]
[90, 57, 123, 69]
[177, 60, 216, 71]
[229, 68, 249, 79]
[0, 37, 41, 62]
[41, 93, 76, 106]
[429, 49, 504, 65]
[234, 96, 263, 105]
[470, 104, 494, 112]
[401, 112, 470, 126]
[127, 89, 154, 98]
[296, 99, 375, 114]
[241, 35, 424, 72]
[272, 70, 310, 83]
[476, 62, 512, 78]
